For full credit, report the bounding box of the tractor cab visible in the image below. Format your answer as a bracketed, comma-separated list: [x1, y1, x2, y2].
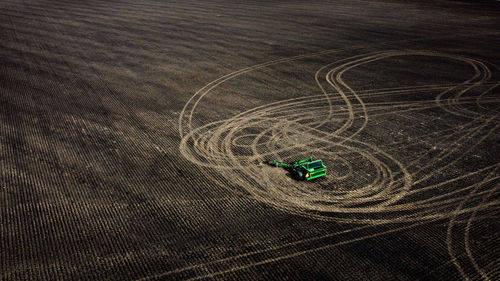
[301, 159, 327, 180]
[305, 160, 323, 170]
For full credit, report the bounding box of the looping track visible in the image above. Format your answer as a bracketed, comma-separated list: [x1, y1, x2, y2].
[179, 50, 500, 223]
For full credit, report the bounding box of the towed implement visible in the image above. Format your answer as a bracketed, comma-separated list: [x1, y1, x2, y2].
[272, 157, 327, 181]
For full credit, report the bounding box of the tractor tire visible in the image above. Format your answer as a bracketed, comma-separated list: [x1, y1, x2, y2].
[295, 169, 306, 180]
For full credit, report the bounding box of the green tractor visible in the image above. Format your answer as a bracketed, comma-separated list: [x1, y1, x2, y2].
[272, 157, 327, 181]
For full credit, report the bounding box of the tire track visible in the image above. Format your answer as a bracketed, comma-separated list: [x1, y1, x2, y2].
[175, 49, 499, 280]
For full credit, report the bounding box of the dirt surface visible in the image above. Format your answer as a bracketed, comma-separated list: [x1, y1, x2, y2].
[1, 0, 499, 280]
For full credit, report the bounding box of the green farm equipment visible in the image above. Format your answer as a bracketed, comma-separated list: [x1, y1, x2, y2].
[272, 157, 327, 181]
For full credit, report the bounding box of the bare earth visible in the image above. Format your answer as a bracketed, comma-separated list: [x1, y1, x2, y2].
[1, 0, 499, 280]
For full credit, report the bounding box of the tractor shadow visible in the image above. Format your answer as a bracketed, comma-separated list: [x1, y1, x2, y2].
[264, 161, 299, 180]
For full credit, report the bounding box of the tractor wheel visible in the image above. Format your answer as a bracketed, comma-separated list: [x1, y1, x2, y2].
[295, 169, 306, 180]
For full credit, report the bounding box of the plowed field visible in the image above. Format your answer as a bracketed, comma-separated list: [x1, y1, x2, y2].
[1, 0, 499, 280]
